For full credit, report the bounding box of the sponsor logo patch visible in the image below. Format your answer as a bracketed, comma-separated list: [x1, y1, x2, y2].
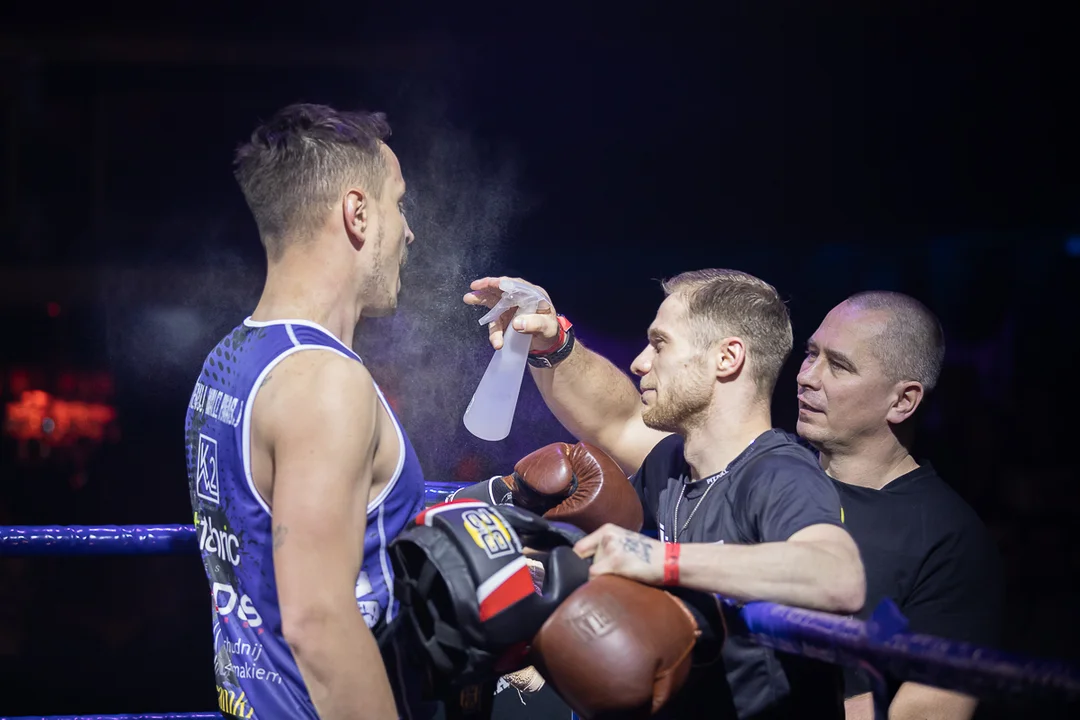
[462, 507, 517, 559]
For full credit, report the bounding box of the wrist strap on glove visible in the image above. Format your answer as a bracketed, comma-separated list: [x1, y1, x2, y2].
[449, 476, 513, 505]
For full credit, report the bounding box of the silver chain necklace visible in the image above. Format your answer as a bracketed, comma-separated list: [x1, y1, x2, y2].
[672, 468, 728, 543]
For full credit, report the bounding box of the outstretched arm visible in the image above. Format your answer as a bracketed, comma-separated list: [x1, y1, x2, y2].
[573, 459, 866, 613]
[466, 276, 668, 474]
[259, 351, 397, 720]
[575, 522, 865, 613]
[673, 523, 864, 612]
[530, 336, 667, 475]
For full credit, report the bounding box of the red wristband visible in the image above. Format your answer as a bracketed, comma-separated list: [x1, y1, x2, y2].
[663, 542, 680, 586]
[529, 315, 572, 356]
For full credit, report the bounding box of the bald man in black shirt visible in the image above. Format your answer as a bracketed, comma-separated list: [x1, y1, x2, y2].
[795, 291, 1005, 720]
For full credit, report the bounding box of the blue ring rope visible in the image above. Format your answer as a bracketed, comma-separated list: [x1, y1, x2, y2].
[0, 483, 463, 557]
[0, 524, 198, 556]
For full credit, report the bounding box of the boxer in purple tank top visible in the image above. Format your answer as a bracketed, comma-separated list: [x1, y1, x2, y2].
[183, 103, 424, 720]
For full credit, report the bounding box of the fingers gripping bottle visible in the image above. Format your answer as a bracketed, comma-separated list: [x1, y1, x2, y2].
[463, 279, 548, 441]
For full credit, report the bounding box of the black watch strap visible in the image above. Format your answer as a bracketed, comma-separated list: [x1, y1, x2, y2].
[527, 324, 575, 368]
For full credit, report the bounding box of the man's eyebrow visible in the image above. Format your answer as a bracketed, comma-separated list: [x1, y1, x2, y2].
[806, 339, 857, 369]
[648, 327, 670, 342]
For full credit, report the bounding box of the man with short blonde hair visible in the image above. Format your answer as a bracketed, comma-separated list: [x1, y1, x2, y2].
[461, 269, 866, 719]
[660, 268, 794, 399]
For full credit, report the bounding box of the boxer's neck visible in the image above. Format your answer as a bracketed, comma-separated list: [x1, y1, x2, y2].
[681, 400, 772, 482]
[251, 249, 362, 348]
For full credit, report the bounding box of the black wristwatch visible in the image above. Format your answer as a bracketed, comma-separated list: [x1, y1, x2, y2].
[527, 315, 575, 368]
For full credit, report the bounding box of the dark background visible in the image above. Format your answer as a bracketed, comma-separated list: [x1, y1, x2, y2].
[0, 2, 1077, 717]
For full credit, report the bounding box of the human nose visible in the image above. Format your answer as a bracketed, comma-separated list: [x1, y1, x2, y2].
[630, 347, 653, 377]
[796, 355, 820, 391]
[404, 216, 415, 245]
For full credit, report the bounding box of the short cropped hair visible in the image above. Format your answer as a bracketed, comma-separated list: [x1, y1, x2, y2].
[845, 291, 945, 392]
[661, 269, 793, 398]
[233, 103, 392, 260]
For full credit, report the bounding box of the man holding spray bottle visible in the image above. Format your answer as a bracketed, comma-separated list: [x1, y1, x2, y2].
[453, 272, 865, 720]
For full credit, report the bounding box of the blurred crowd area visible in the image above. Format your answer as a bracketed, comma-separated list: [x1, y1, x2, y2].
[1, 234, 1077, 717]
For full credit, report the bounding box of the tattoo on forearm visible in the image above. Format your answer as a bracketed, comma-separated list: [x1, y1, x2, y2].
[621, 534, 652, 563]
[273, 524, 288, 551]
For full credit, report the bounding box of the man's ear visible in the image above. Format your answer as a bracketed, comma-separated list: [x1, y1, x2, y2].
[886, 381, 924, 424]
[343, 189, 368, 247]
[714, 337, 746, 380]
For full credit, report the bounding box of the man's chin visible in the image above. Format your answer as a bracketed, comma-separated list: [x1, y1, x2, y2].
[642, 409, 679, 435]
[794, 419, 827, 446]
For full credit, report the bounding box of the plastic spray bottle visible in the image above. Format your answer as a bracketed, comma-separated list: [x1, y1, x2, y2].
[463, 279, 549, 441]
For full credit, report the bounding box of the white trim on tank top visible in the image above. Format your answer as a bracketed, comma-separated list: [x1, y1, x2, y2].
[239, 319, 408, 518]
[376, 503, 395, 624]
[243, 316, 356, 357]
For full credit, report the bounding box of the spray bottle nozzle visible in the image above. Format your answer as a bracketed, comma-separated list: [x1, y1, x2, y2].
[464, 279, 549, 442]
[476, 278, 547, 326]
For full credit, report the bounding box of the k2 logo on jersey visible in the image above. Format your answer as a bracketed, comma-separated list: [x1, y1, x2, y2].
[197, 433, 220, 505]
[462, 507, 517, 559]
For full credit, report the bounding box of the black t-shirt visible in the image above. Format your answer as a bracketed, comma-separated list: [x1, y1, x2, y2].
[833, 464, 1005, 703]
[629, 429, 849, 720]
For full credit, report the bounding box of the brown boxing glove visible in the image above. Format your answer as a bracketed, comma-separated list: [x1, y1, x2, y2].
[529, 575, 700, 719]
[450, 442, 644, 534]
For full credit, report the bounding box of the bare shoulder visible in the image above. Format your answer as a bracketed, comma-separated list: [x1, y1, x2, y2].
[258, 350, 378, 440]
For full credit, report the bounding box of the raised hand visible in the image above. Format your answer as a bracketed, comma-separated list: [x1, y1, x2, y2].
[463, 276, 560, 353]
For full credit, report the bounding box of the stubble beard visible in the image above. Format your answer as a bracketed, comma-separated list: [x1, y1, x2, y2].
[641, 375, 712, 435]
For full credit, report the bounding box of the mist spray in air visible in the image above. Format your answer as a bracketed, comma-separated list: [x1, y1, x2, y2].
[463, 279, 547, 441]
